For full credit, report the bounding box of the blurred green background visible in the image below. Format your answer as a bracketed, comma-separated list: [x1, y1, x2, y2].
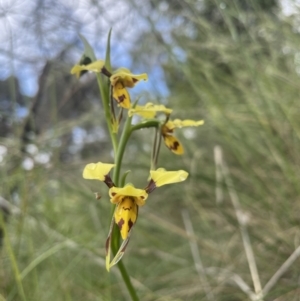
[1, 0, 300, 300]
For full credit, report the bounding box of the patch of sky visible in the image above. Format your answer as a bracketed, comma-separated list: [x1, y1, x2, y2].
[0, 0, 174, 104]
[172, 46, 186, 63]
[3, 0, 294, 103]
[280, 0, 300, 16]
[18, 66, 39, 96]
[15, 104, 28, 119]
[71, 125, 106, 149]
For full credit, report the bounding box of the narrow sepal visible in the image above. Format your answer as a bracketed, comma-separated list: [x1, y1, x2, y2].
[105, 207, 116, 272]
[106, 207, 138, 271]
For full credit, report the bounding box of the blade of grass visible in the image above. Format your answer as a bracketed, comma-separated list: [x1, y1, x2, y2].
[1, 213, 27, 301]
[262, 245, 300, 295]
[181, 209, 215, 301]
[214, 145, 263, 300]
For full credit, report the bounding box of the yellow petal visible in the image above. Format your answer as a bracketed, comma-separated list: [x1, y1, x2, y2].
[150, 169, 189, 187]
[128, 102, 173, 118]
[70, 60, 105, 77]
[83, 162, 115, 181]
[114, 197, 138, 240]
[70, 65, 83, 78]
[111, 67, 148, 87]
[166, 119, 204, 130]
[112, 82, 131, 109]
[163, 135, 184, 155]
[109, 184, 148, 206]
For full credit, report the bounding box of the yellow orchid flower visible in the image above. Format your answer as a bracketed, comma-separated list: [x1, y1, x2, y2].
[70, 60, 105, 78]
[110, 68, 148, 109]
[71, 61, 147, 109]
[161, 119, 204, 155]
[128, 102, 173, 118]
[105, 183, 149, 271]
[82, 161, 188, 271]
[108, 185, 148, 240]
[109, 185, 148, 207]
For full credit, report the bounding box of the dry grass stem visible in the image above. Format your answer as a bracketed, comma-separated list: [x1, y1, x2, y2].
[214, 146, 263, 300]
[181, 209, 215, 300]
[207, 267, 258, 300]
[262, 245, 300, 295]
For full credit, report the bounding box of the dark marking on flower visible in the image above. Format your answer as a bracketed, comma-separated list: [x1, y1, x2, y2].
[171, 141, 180, 150]
[78, 56, 92, 77]
[104, 175, 115, 188]
[123, 206, 132, 211]
[132, 78, 138, 83]
[111, 192, 116, 196]
[128, 219, 134, 230]
[101, 66, 112, 77]
[118, 94, 126, 103]
[145, 179, 156, 194]
[140, 196, 145, 199]
[117, 218, 125, 230]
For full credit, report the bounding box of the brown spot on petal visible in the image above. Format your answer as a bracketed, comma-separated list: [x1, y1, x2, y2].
[171, 141, 180, 150]
[118, 94, 126, 103]
[128, 219, 134, 231]
[132, 78, 138, 83]
[117, 218, 125, 230]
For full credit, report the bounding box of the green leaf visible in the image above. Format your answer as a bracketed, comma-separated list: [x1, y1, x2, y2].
[120, 170, 131, 187]
[78, 33, 97, 62]
[105, 28, 113, 72]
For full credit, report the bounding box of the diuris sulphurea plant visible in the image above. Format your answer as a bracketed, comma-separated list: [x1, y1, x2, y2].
[71, 31, 203, 299]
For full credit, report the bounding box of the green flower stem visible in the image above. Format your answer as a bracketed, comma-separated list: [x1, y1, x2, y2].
[95, 71, 136, 300]
[111, 114, 133, 256]
[132, 120, 160, 170]
[96, 74, 118, 155]
[113, 118, 160, 186]
[108, 114, 137, 301]
[117, 260, 139, 301]
[108, 118, 160, 301]
[1, 215, 27, 301]
[113, 115, 133, 186]
[131, 119, 160, 132]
